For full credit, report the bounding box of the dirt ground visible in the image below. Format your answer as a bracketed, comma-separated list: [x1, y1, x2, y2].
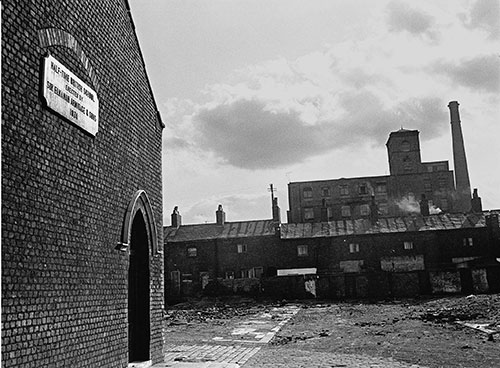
[164, 294, 500, 367]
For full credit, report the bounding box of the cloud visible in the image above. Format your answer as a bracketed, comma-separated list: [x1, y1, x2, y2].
[194, 99, 332, 169]
[386, 1, 437, 39]
[461, 0, 500, 39]
[430, 54, 500, 93]
[192, 94, 449, 170]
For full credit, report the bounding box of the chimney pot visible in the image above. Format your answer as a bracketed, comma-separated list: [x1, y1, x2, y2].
[420, 194, 430, 216]
[171, 206, 182, 228]
[216, 204, 226, 225]
[471, 188, 483, 213]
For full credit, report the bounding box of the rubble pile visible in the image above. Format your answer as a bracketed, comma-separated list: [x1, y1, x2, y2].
[164, 297, 275, 325]
[415, 294, 500, 325]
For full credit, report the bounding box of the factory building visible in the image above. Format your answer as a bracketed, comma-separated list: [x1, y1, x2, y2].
[287, 102, 475, 223]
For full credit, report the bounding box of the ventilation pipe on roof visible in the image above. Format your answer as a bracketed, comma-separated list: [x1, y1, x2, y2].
[216, 204, 226, 226]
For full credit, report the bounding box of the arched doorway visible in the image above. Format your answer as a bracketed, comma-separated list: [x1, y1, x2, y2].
[128, 211, 151, 362]
[120, 190, 157, 364]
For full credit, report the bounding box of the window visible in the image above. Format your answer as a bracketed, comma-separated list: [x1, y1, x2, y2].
[187, 247, 197, 257]
[438, 177, 446, 188]
[424, 180, 432, 192]
[240, 269, 250, 278]
[463, 237, 473, 247]
[404, 241, 413, 250]
[341, 206, 351, 217]
[403, 157, 412, 171]
[237, 244, 247, 253]
[297, 244, 308, 256]
[303, 187, 313, 199]
[225, 271, 235, 279]
[376, 183, 387, 194]
[401, 140, 410, 152]
[359, 184, 368, 195]
[379, 203, 388, 215]
[360, 204, 370, 216]
[321, 187, 330, 197]
[254, 267, 264, 278]
[340, 185, 349, 196]
[349, 243, 360, 253]
[327, 207, 333, 220]
[304, 208, 314, 220]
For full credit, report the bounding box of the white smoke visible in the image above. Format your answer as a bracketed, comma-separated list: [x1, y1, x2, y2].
[395, 194, 420, 214]
[395, 194, 442, 215]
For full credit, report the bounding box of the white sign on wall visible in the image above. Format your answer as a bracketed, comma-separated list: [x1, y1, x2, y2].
[42, 55, 99, 136]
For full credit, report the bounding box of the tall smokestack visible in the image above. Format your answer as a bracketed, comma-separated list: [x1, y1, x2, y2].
[449, 101, 471, 212]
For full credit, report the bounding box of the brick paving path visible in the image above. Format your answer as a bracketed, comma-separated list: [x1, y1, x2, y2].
[241, 348, 429, 368]
[152, 304, 430, 368]
[152, 305, 299, 367]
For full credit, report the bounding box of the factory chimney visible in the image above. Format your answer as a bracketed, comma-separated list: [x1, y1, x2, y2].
[449, 101, 471, 212]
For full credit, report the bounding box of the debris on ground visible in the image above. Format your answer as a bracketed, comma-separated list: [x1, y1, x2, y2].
[164, 296, 281, 325]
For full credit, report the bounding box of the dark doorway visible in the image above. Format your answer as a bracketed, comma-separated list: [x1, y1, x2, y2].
[128, 212, 150, 362]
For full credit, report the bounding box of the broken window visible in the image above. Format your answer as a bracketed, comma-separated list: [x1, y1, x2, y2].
[297, 244, 308, 256]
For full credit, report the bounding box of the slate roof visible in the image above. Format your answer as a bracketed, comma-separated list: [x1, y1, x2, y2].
[280, 210, 500, 240]
[164, 219, 279, 243]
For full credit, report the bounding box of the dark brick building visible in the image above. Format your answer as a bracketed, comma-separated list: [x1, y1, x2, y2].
[287, 102, 474, 223]
[165, 205, 500, 299]
[164, 205, 281, 298]
[2, 1, 164, 367]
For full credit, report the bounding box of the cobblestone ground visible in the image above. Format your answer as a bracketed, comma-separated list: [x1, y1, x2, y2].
[156, 295, 500, 367]
[242, 348, 428, 367]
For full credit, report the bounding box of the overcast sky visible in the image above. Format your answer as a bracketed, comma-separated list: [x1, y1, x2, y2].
[130, 0, 500, 225]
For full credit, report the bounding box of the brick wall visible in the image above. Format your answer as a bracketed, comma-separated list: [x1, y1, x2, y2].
[2, 1, 164, 367]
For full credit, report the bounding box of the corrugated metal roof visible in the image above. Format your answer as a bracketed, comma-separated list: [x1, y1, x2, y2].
[280, 211, 499, 239]
[164, 219, 278, 243]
